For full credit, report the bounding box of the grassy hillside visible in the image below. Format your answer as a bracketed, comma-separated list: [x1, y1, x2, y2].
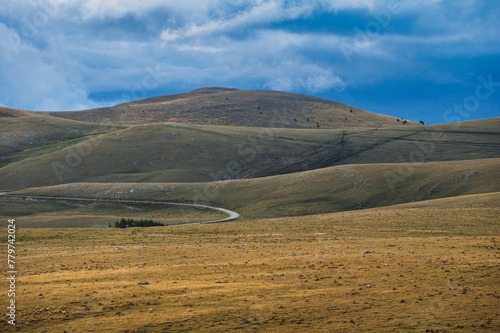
[43, 88, 415, 128]
[1, 118, 498, 190]
[10, 158, 500, 219]
[0, 196, 227, 228]
[0, 106, 35, 118]
[0, 115, 118, 167]
[336, 118, 500, 165]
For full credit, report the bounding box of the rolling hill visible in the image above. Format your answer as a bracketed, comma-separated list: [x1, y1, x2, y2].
[8, 158, 500, 219]
[0, 118, 498, 191]
[0, 115, 119, 168]
[0, 87, 499, 222]
[0, 106, 35, 118]
[42, 87, 415, 128]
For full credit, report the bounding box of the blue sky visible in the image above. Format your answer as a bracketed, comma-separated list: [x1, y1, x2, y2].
[0, 0, 499, 124]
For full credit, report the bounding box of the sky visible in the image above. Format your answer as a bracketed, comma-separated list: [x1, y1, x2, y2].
[0, 0, 499, 124]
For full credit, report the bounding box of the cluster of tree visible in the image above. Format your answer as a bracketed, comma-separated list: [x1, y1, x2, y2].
[114, 218, 165, 228]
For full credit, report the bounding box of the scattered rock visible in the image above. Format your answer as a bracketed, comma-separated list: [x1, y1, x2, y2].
[138, 281, 150, 285]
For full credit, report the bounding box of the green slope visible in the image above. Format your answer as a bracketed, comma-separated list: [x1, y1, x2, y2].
[1, 119, 499, 191]
[0, 115, 119, 167]
[10, 158, 500, 219]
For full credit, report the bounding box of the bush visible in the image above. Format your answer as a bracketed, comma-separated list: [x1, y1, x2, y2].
[114, 218, 165, 228]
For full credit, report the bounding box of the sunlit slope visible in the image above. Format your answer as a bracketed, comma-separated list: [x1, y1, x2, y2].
[12, 158, 500, 218]
[0, 106, 35, 118]
[1, 120, 499, 190]
[43, 87, 414, 128]
[373, 191, 500, 210]
[0, 115, 118, 167]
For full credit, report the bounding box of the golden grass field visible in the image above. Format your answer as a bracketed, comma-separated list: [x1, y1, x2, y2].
[1, 194, 498, 332]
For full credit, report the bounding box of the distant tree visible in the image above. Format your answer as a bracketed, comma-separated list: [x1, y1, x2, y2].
[419, 120, 425, 125]
[294, 118, 297, 121]
[350, 109, 353, 112]
[317, 123, 320, 128]
[306, 118, 310, 121]
[402, 120, 408, 125]
[257, 106, 261, 109]
[397, 118, 400, 122]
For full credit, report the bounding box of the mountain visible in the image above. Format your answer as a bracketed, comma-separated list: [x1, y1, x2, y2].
[42, 87, 416, 128]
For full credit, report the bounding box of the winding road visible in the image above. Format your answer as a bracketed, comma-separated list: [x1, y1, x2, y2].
[1, 194, 240, 226]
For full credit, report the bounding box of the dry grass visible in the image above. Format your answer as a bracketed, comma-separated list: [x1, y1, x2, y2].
[12, 160, 500, 219]
[2, 116, 498, 191]
[0, 197, 227, 228]
[43, 88, 411, 129]
[1, 199, 498, 332]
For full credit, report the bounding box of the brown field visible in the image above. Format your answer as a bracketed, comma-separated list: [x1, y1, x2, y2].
[1, 196, 499, 332]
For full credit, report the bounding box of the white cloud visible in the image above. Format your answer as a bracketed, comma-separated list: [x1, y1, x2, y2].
[0, 23, 99, 111]
[160, 1, 287, 44]
[262, 60, 345, 92]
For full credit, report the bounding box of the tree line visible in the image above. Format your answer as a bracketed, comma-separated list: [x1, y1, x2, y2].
[114, 218, 165, 228]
